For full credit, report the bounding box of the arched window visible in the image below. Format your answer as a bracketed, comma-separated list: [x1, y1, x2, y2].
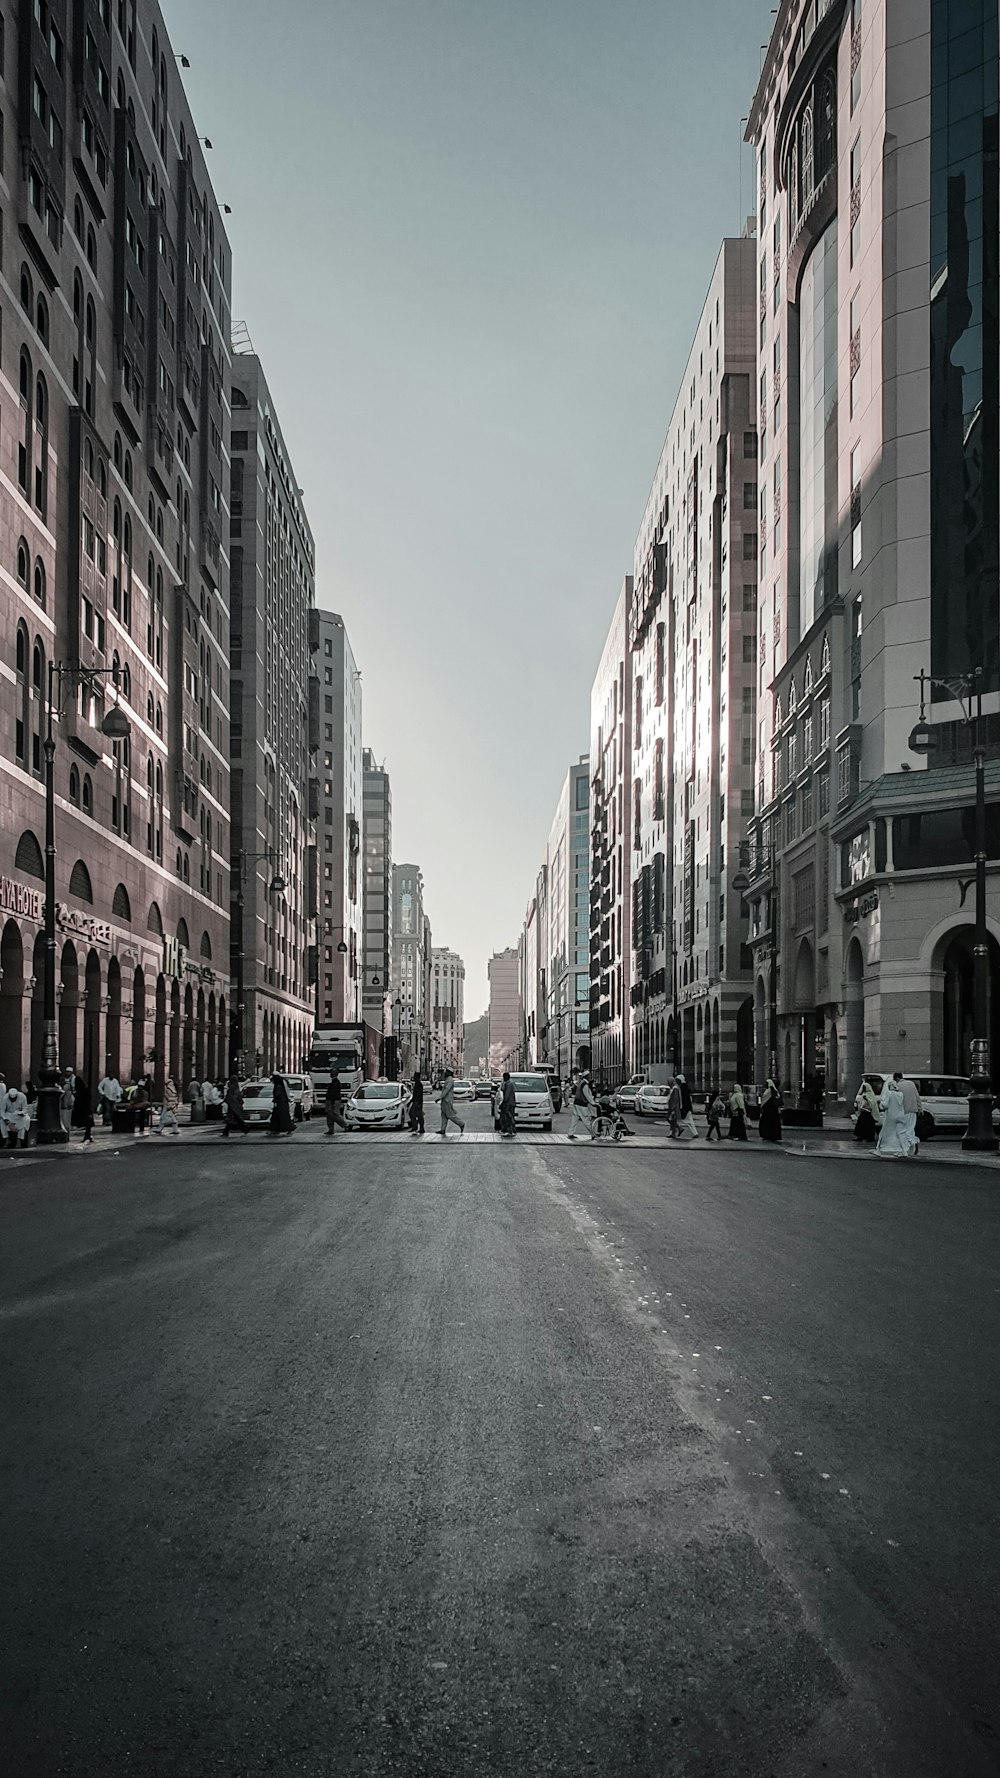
[182, 855, 190, 883]
[122, 666, 131, 700]
[34, 374, 49, 515]
[19, 265, 32, 313]
[32, 639, 44, 694]
[155, 762, 163, 796]
[114, 432, 122, 472]
[16, 624, 27, 678]
[69, 859, 94, 902]
[177, 918, 190, 948]
[155, 702, 162, 734]
[175, 847, 182, 876]
[156, 508, 163, 543]
[200, 932, 212, 960]
[147, 900, 164, 936]
[74, 196, 84, 239]
[98, 459, 107, 499]
[16, 539, 29, 587]
[84, 437, 94, 479]
[86, 224, 97, 270]
[84, 299, 96, 416]
[18, 349, 32, 495]
[818, 68, 837, 182]
[15, 830, 44, 879]
[146, 692, 154, 724]
[82, 775, 93, 815]
[33, 560, 46, 607]
[14, 624, 28, 764]
[147, 493, 155, 527]
[112, 883, 132, 920]
[36, 295, 49, 346]
[69, 763, 81, 804]
[124, 451, 133, 490]
[112, 650, 121, 685]
[801, 103, 814, 207]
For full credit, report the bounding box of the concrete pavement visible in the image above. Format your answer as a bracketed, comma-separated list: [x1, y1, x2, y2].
[2, 1127, 997, 1776]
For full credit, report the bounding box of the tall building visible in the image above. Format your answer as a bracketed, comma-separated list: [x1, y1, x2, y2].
[545, 756, 591, 1081]
[631, 236, 759, 1091]
[361, 748, 391, 1040]
[431, 946, 464, 1075]
[229, 353, 316, 1076]
[0, 0, 233, 1098]
[745, 0, 1000, 1104]
[391, 862, 426, 1080]
[487, 946, 519, 1072]
[310, 610, 362, 1026]
[589, 579, 633, 1084]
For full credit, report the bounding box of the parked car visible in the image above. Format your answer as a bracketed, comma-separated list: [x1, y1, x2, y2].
[635, 1083, 674, 1119]
[453, 1079, 475, 1102]
[240, 1080, 277, 1129]
[493, 1072, 555, 1131]
[851, 1072, 999, 1138]
[344, 1081, 411, 1131]
[614, 1083, 641, 1112]
[474, 1079, 493, 1099]
[283, 1072, 314, 1121]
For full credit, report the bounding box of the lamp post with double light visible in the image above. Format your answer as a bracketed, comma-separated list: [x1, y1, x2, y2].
[36, 665, 132, 1144]
[229, 849, 285, 1078]
[909, 668, 998, 1153]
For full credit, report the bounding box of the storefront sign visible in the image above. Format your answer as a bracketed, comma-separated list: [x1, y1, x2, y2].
[844, 888, 879, 926]
[847, 830, 871, 885]
[183, 956, 216, 985]
[163, 936, 187, 979]
[57, 904, 111, 946]
[0, 876, 43, 923]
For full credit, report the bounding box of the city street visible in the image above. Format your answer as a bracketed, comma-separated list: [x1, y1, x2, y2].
[2, 1127, 998, 1777]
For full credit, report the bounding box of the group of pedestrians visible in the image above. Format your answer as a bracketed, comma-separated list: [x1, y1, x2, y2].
[854, 1071, 923, 1159]
[220, 1073, 294, 1136]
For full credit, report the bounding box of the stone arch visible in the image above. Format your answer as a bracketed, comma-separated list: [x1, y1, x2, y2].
[106, 955, 122, 1078]
[196, 987, 206, 1079]
[793, 938, 815, 1010]
[217, 994, 226, 1078]
[83, 950, 102, 1096]
[754, 973, 768, 1086]
[0, 920, 25, 1086]
[131, 965, 146, 1083]
[170, 980, 182, 1083]
[147, 900, 163, 935]
[183, 982, 194, 1086]
[177, 917, 190, 950]
[154, 974, 167, 1093]
[199, 930, 212, 959]
[30, 930, 45, 1084]
[59, 941, 80, 1071]
[932, 925, 1000, 1078]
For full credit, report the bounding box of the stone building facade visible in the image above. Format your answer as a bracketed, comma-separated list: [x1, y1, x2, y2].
[311, 609, 362, 1027]
[229, 352, 315, 1077]
[631, 236, 759, 1092]
[0, 0, 232, 1096]
[745, 0, 1000, 1105]
[588, 578, 633, 1084]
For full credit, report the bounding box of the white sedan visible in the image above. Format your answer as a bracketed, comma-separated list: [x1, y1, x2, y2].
[283, 1073, 314, 1121]
[344, 1081, 411, 1131]
[635, 1084, 674, 1119]
[240, 1079, 278, 1129]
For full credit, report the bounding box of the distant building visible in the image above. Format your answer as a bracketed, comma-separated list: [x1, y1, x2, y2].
[431, 947, 465, 1075]
[488, 946, 520, 1071]
[362, 750, 391, 1040]
[631, 235, 758, 1091]
[589, 580, 634, 1084]
[392, 863, 427, 1080]
[545, 757, 591, 1080]
[229, 353, 316, 1077]
[310, 611, 363, 1027]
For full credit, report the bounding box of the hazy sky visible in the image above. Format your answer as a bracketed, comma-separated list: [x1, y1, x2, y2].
[168, 0, 769, 1015]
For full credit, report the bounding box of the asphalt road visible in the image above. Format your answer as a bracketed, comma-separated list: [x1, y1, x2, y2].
[1, 1118, 998, 1778]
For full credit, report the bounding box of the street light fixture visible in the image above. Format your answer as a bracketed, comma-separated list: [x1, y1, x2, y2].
[37, 664, 132, 1144]
[909, 668, 998, 1153]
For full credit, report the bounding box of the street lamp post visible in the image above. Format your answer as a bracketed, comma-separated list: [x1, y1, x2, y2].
[909, 669, 998, 1153]
[36, 664, 131, 1144]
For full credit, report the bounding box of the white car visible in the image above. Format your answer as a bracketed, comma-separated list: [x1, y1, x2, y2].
[853, 1072, 999, 1138]
[453, 1079, 475, 1102]
[494, 1072, 554, 1131]
[240, 1079, 278, 1129]
[344, 1081, 411, 1131]
[635, 1083, 674, 1119]
[614, 1083, 641, 1112]
[283, 1073, 314, 1121]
